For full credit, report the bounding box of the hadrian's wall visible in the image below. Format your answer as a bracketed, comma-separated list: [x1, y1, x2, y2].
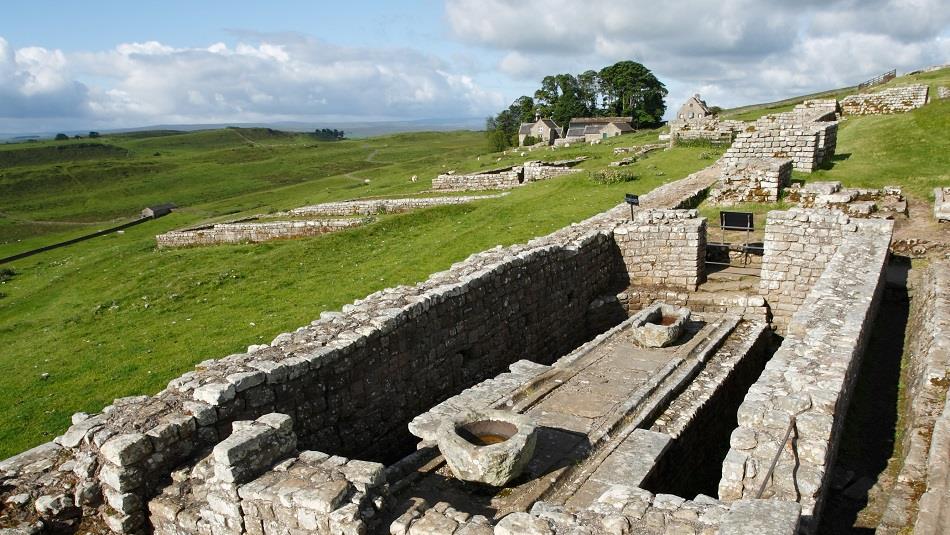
[708, 158, 792, 205]
[670, 119, 746, 144]
[758, 209, 857, 327]
[719, 215, 893, 534]
[878, 260, 950, 534]
[284, 193, 508, 217]
[840, 84, 929, 115]
[155, 220, 365, 248]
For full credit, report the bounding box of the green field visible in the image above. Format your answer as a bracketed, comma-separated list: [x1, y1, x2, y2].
[0, 69, 947, 458]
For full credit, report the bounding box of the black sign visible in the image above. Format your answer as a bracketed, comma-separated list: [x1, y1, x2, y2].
[625, 193, 640, 206]
[720, 211, 754, 231]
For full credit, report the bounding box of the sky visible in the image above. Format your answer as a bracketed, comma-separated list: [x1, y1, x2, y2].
[1, 0, 948, 133]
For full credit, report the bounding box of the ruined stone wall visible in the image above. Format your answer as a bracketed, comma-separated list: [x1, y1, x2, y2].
[155, 220, 364, 248]
[522, 161, 580, 181]
[758, 209, 857, 326]
[670, 119, 745, 144]
[431, 170, 521, 190]
[938, 86, 950, 100]
[719, 217, 893, 534]
[709, 158, 792, 205]
[840, 84, 929, 115]
[613, 209, 706, 291]
[285, 194, 507, 217]
[879, 260, 950, 533]
[618, 287, 770, 323]
[720, 113, 837, 172]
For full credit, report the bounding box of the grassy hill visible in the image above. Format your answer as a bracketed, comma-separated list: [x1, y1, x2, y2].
[0, 68, 947, 457]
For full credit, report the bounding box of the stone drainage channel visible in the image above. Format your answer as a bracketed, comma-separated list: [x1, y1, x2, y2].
[378, 307, 775, 530]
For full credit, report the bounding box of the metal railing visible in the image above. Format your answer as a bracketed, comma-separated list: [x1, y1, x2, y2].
[756, 415, 798, 499]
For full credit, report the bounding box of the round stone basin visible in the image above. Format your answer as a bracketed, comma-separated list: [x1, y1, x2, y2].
[631, 303, 691, 348]
[436, 409, 537, 487]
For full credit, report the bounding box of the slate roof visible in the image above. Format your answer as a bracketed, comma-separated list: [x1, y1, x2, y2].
[519, 123, 533, 135]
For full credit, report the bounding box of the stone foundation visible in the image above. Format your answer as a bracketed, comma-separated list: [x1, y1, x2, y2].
[935, 187, 950, 222]
[284, 193, 508, 217]
[840, 84, 929, 115]
[719, 215, 894, 533]
[432, 159, 584, 191]
[878, 261, 950, 534]
[155, 219, 365, 248]
[614, 210, 706, 291]
[787, 181, 907, 218]
[708, 158, 792, 205]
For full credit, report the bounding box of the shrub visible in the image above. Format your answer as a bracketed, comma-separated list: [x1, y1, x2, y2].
[0, 268, 14, 283]
[588, 169, 638, 185]
[54, 133, 69, 141]
[522, 135, 539, 146]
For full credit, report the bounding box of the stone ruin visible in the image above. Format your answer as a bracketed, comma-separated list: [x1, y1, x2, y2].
[608, 143, 667, 167]
[720, 101, 838, 173]
[708, 158, 793, 205]
[154, 194, 507, 248]
[3, 153, 913, 534]
[840, 84, 929, 115]
[785, 181, 907, 219]
[935, 187, 950, 223]
[431, 158, 586, 191]
[938, 86, 950, 100]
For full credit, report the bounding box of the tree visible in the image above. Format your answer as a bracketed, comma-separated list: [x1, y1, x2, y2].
[89, 131, 100, 138]
[54, 133, 69, 141]
[598, 61, 667, 128]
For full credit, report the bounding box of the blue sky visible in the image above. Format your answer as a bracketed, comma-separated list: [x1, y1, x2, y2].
[1, 0, 948, 133]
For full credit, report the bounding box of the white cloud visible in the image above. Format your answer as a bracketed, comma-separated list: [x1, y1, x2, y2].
[0, 34, 504, 131]
[446, 0, 950, 113]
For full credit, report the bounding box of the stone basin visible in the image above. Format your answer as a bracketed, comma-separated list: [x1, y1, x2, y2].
[436, 409, 537, 487]
[630, 303, 691, 348]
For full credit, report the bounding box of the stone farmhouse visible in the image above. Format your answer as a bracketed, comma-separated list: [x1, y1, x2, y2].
[517, 117, 561, 146]
[553, 116, 635, 145]
[674, 94, 713, 125]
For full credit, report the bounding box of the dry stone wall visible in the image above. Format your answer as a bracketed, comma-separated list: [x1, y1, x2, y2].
[840, 84, 929, 114]
[431, 169, 521, 191]
[721, 115, 837, 172]
[878, 261, 950, 534]
[155, 220, 365, 248]
[719, 216, 893, 534]
[758, 209, 856, 326]
[709, 158, 792, 205]
[938, 86, 950, 100]
[613, 209, 706, 291]
[670, 119, 746, 144]
[284, 193, 507, 217]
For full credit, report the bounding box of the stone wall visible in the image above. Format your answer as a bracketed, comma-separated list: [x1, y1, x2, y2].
[935, 187, 950, 222]
[758, 209, 856, 326]
[155, 220, 365, 248]
[392, 488, 801, 535]
[431, 169, 522, 191]
[719, 216, 893, 533]
[722, 118, 838, 172]
[522, 160, 581, 181]
[670, 119, 746, 144]
[284, 193, 508, 217]
[787, 181, 907, 218]
[938, 86, 950, 100]
[613, 209, 706, 291]
[708, 158, 792, 205]
[878, 261, 950, 533]
[840, 84, 929, 115]
[148, 413, 386, 535]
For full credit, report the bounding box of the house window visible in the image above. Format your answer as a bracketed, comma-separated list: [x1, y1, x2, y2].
[689, 112, 695, 119]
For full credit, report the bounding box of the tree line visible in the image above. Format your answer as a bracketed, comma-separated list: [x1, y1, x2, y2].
[486, 60, 668, 150]
[313, 128, 345, 141]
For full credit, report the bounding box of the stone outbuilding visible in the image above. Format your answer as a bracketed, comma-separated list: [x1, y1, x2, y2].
[518, 117, 561, 146]
[562, 117, 635, 143]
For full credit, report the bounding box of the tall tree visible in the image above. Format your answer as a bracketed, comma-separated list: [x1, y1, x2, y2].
[598, 61, 667, 127]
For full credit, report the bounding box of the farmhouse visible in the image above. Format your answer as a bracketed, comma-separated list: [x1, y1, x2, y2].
[675, 93, 713, 124]
[559, 116, 635, 144]
[517, 117, 561, 146]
